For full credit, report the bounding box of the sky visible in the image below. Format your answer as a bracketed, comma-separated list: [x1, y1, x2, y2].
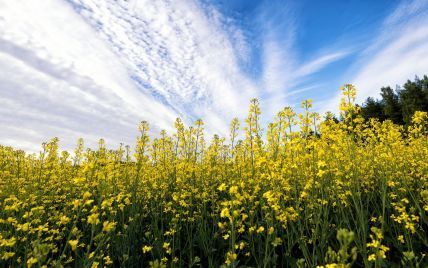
[1, 0, 428, 151]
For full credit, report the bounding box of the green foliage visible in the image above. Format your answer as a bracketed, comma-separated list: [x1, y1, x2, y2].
[360, 75, 428, 125]
[361, 97, 385, 121]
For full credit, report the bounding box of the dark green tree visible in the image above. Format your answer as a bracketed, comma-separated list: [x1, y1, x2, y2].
[358, 75, 428, 125]
[380, 86, 404, 125]
[399, 77, 428, 124]
[419, 75, 428, 107]
[361, 97, 385, 121]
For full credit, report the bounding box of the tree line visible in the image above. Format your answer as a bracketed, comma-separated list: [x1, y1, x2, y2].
[360, 75, 428, 125]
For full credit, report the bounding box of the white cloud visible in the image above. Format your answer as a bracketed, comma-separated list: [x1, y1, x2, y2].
[260, 27, 349, 117]
[255, 1, 351, 119]
[0, 0, 259, 151]
[295, 51, 349, 78]
[383, 0, 428, 26]
[321, 0, 428, 115]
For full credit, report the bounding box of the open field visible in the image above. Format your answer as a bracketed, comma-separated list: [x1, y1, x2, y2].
[1, 86, 428, 267]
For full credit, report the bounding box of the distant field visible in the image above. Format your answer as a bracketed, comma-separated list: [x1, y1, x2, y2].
[1, 85, 427, 267]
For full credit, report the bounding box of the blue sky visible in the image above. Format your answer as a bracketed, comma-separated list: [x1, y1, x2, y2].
[1, 0, 428, 151]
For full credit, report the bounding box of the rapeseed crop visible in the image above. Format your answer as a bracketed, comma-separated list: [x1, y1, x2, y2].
[1, 85, 427, 267]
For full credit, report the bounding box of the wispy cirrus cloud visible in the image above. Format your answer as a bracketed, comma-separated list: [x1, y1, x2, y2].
[0, 0, 259, 150]
[0, 0, 171, 151]
[258, 1, 350, 116]
[323, 0, 428, 114]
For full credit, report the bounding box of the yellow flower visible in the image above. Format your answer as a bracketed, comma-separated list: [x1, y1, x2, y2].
[59, 215, 70, 225]
[102, 221, 116, 232]
[87, 213, 100, 225]
[27, 257, 38, 268]
[1, 84, 428, 267]
[142, 245, 153, 253]
[69, 239, 79, 251]
[0, 237, 16, 247]
[73, 177, 85, 184]
[229, 186, 238, 195]
[84, 199, 94, 206]
[83, 191, 92, 200]
[2, 252, 15, 260]
[101, 200, 111, 209]
[72, 199, 81, 209]
[220, 208, 230, 218]
[19, 223, 30, 232]
[225, 251, 237, 265]
[103, 256, 113, 265]
[217, 183, 227, 191]
[271, 237, 282, 247]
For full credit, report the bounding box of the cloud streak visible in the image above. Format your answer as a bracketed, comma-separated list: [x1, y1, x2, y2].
[258, 2, 350, 116]
[321, 0, 428, 114]
[0, 0, 259, 150]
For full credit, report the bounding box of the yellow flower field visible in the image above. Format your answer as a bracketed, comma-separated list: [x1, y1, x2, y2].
[1, 85, 427, 267]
